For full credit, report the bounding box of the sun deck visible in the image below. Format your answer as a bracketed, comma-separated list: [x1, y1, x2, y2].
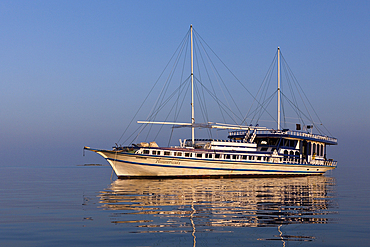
[229, 130, 338, 145]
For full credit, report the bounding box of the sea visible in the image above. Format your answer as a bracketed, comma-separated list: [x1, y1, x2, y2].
[1, 162, 369, 246]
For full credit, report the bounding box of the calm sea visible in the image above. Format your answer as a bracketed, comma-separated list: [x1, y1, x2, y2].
[1, 163, 369, 246]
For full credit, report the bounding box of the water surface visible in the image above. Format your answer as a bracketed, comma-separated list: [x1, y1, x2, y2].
[0, 165, 368, 246]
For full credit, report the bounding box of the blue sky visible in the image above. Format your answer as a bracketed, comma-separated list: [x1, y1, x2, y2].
[0, 0, 369, 166]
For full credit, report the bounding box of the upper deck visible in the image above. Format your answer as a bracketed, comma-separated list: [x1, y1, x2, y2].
[229, 129, 338, 145]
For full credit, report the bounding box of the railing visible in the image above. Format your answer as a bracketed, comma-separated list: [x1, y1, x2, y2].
[185, 138, 245, 143]
[229, 130, 338, 144]
[281, 157, 337, 167]
[309, 159, 337, 167]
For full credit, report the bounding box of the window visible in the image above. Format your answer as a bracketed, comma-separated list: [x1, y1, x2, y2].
[185, 152, 191, 157]
[205, 153, 213, 159]
[284, 150, 288, 161]
[164, 151, 170, 156]
[232, 155, 238, 159]
[143, 150, 150, 154]
[215, 154, 220, 159]
[152, 150, 161, 155]
[225, 154, 230, 159]
[257, 156, 262, 161]
[290, 140, 296, 148]
[283, 139, 289, 147]
[268, 139, 278, 146]
[242, 155, 247, 160]
[196, 153, 203, 158]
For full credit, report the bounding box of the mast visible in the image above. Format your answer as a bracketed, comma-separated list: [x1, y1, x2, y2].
[277, 47, 281, 130]
[191, 25, 195, 145]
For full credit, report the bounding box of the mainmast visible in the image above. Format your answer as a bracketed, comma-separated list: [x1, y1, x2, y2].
[191, 25, 195, 145]
[277, 47, 281, 130]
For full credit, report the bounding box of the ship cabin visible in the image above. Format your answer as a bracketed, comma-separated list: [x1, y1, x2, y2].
[129, 129, 337, 166]
[228, 129, 338, 165]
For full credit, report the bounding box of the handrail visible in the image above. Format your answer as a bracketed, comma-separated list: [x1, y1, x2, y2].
[229, 130, 337, 144]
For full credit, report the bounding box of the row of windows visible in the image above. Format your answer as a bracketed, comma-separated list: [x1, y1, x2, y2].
[283, 150, 299, 156]
[257, 138, 326, 157]
[283, 150, 300, 162]
[258, 138, 297, 148]
[311, 143, 324, 157]
[142, 149, 268, 161]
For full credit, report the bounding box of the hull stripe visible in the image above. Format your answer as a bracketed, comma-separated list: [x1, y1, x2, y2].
[106, 157, 323, 174]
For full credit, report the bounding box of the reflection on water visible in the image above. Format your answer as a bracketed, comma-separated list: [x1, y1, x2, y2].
[99, 176, 336, 244]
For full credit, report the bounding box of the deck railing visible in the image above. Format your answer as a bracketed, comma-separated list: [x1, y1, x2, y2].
[281, 156, 337, 167]
[229, 130, 337, 144]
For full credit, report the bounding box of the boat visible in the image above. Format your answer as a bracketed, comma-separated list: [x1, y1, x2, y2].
[84, 25, 337, 178]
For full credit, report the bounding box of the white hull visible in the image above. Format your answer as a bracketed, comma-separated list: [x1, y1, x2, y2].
[93, 149, 335, 178]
